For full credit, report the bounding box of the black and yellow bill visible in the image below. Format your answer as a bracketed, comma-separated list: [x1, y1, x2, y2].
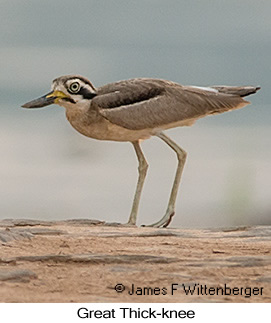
[21, 91, 68, 108]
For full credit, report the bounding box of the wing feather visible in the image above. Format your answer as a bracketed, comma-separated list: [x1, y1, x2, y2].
[91, 79, 249, 130]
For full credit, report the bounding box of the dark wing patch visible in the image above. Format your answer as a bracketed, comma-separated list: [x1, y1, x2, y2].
[93, 78, 165, 109]
[92, 79, 249, 130]
[101, 86, 163, 109]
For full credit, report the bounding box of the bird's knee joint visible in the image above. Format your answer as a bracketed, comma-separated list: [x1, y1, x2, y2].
[138, 160, 148, 173]
[177, 150, 187, 162]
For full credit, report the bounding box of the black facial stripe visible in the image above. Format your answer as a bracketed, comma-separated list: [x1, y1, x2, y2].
[78, 87, 97, 99]
[62, 97, 76, 104]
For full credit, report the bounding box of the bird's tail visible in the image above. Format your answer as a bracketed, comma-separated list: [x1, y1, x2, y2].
[199, 85, 261, 117]
[210, 86, 261, 97]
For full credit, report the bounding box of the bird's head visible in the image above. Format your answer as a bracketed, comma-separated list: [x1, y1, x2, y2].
[22, 75, 97, 109]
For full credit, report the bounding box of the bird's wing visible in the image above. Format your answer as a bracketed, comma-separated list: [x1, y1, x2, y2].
[92, 78, 249, 130]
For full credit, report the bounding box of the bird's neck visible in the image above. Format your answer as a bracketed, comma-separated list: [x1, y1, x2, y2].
[65, 101, 102, 128]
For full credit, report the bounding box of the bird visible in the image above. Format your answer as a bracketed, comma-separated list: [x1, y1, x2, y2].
[22, 75, 260, 227]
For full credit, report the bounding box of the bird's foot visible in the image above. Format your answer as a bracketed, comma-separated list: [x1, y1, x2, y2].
[142, 211, 175, 228]
[104, 222, 135, 227]
[125, 222, 137, 227]
[125, 218, 138, 227]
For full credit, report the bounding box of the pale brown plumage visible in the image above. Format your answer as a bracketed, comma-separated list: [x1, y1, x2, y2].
[22, 75, 260, 227]
[92, 78, 258, 131]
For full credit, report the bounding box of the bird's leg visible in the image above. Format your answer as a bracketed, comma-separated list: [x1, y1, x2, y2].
[145, 132, 187, 228]
[127, 141, 149, 225]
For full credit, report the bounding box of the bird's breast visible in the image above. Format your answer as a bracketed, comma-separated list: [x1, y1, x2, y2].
[65, 108, 152, 142]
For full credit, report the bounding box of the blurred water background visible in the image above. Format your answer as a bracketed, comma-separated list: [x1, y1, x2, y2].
[0, 1, 270, 228]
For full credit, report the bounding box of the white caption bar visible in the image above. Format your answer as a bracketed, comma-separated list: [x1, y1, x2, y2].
[0, 303, 268, 322]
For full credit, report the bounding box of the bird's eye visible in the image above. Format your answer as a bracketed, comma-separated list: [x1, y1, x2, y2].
[69, 82, 80, 93]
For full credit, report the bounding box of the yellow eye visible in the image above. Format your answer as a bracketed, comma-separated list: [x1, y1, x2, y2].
[69, 82, 80, 93]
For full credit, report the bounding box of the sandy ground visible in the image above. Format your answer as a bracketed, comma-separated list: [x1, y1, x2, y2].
[0, 219, 270, 303]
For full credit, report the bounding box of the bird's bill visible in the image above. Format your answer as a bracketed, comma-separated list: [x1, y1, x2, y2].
[21, 91, 69, 108]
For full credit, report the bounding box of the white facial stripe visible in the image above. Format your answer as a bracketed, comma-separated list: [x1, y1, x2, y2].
[84, 83, 96, 93]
